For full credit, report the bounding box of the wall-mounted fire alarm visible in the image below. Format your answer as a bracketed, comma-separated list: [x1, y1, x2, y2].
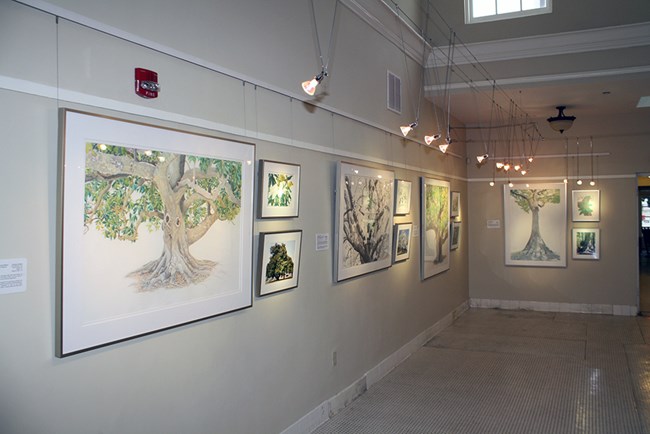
[135, 68, 160, 99]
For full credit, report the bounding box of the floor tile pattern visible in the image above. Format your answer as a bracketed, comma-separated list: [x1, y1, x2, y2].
[314, 309, 650, 434]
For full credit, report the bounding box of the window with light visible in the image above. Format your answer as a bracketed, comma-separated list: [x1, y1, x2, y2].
[465, 0, 552, 24]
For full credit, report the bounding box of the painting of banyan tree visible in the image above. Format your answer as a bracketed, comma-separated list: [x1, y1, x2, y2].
[335, 162, 394, 281]
[57, 110, 254, 357]
[421, 177, 450, 279]
[504, 183, 566, 267]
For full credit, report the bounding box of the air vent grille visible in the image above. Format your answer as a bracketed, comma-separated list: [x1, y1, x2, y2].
[387, 71, 402, 114]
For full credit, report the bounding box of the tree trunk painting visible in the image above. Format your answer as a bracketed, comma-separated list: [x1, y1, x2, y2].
[425, 184, 449, 264]
[84, 143, 242, 291]
[341, 174, 392, 268]
[509, 188, 561, 261]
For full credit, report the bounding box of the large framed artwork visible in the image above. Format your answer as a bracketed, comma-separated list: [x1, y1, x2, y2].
[571, 190, 600, 222]
[572, 228, 600, 260]
[504, 183, 567, 267]
[394, 179, 412, 215]
[259, 160, 301, 218]
[335, 162, 394, 281]
[421, 177, 450, 279]
[56, 110, 255, 357]
[393, 223, 413, 262]
[259, 230, 302, 296]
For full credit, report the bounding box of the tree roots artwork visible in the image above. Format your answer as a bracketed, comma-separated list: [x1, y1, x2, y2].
[509, 188, 560, 261]
[425, 184, 449, 265]
[84, 143, 242, 291]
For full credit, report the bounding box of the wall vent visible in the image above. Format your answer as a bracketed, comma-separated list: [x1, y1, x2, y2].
[387, 71, 402, 114]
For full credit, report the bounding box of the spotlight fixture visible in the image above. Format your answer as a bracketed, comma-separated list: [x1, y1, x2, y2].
[476, 153, 489, 164]
[520, 169, 527, 175]
[547, 106, 576, 134]
[508, 182, 514, 188]
[528, 157, 534, 163]
[424, 133, 441, 145]
[438, 143, 449, 153]
[514, 164, 521, 172]
[496, 162, 504, 169]
[400, 122, 418, 137]
[503, 163, 511, 171]
[302, 71, 327, 96]
[489, 181, 495, 187]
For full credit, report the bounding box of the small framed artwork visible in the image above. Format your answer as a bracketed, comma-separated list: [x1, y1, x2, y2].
[394, 179, 412, 215]
[259, 230, 302, 296]
[572, 228, 600, 260]
[571, 190, 600, 222]
[56, 109, 255, 357]
[450, 221, 461, 250]
[393, 223, 413, 262]
[450, 191, 461, 219]
[259, 160, 301, 218]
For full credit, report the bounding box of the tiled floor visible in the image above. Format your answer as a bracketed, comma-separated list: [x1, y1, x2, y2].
[314, 309, 650, 434]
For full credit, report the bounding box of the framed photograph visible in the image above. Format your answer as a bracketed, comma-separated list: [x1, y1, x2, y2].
[450, 221, 461, 250]
[504, 183, 567, 267]
[421, 177, 450, 279]
[571, 190, 600, 222]
[335, 162, 394, 281]
[394, 179, 412, 215]
[450, 191, 461, 218]
[56, 110, 255, 357]
[572, 228, 600, 260]
[259, 160, 300, 218]
[393, 223, 413, 262]
[259, 230, 302, 296]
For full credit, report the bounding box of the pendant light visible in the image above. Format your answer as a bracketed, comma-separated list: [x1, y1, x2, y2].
[302, 0, 339, 96]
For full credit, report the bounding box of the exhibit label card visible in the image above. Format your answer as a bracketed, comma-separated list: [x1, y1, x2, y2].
[0, 258, 27, 294]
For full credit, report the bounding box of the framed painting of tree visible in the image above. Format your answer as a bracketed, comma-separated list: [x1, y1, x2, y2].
[335, 162, 394, 282]
[393, 223, 413, 262]
[56, 110, 255, 357]
[421, 177, 450, 279]
[258, 230, 302, 296]
[572, 228, 600, 260]
[504, 183, 567, 267]
[571, 190, 600, 222]
[259, 160, 301, 218]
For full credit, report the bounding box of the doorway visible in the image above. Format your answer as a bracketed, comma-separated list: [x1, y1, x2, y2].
[639, 176, 650, 314]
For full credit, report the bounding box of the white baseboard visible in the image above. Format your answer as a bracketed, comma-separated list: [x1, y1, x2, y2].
[281, 300, 470, 434]
[469, 298, 638, 316]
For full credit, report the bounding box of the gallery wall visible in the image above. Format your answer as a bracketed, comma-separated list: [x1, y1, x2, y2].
[465, 119, 650, 311]
[0, 1, 469, 433]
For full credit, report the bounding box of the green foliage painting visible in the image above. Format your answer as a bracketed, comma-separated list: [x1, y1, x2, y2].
[267, 173, 294, 207]
[509, 188, 560, 261]
[265, 242, 294, 283]
[577, 195, 594, 216]
[84, 143, 242, 291]
[425, 184, 449, 264]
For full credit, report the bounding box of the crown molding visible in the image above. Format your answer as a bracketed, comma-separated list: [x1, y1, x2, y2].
[428, 21, 650, 67]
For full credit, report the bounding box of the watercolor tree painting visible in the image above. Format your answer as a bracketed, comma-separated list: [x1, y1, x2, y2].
[84, 143, 242, 291]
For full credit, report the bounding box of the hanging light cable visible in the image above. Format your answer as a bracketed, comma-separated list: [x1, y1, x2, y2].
[563, 138, 569, 184]
[302, 0, 339, 96]
[589, 136, 596, 186]
[576, 138, 583, 185]
[397, 6, 424, 137]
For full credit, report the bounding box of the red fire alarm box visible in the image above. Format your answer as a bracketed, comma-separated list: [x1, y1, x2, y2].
[135, 68, 160, 99]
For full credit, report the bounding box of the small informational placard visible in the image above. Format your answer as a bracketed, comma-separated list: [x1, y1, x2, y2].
[487, 219, 501, 229]
[412, 224, 419, 237]
[0, 258, 27, 294]
[316, 233, 330, 251]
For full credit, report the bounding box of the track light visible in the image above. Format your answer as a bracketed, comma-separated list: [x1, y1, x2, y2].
[508, 182, 514, 188]
[520, 169, 527, 175]
[496, 162, 504, 169]
[503, 163, 511, 171]
[438, 143, 449, 153]
[528, 157, 534, 163]
[302, 71, 327, 96]
[589, 180, 596, 186]
[514, 164, 521, 171]
[400, 122, 418, 137]
[577, 179, 583, 185]
[476, 154, 489, 163]
[489, 181, 495, 187]
[424, 133, 441, 145]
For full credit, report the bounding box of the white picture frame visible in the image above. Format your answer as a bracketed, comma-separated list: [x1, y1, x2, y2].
[394, 179, 412, 215]
[393, 223, 413, 262]
[572, 228, 600, 260]
[504, 183, 567, 267]
[335, 162, 394, 282]
[259, 160, 301, 218]
[259, 230, 302, 295]
[571, 189, 600, 222]
[421, 177, 451, 279]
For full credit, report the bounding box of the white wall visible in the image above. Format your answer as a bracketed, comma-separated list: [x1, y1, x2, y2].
[0, 1, 468, 433]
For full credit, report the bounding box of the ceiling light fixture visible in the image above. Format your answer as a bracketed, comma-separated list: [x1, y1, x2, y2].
[302, 0, 339, 96]
[547, 106, 576, 134]
[424, 133, 441, 145]
[476, 153, 489, 164]
[400, 122, 418, 137]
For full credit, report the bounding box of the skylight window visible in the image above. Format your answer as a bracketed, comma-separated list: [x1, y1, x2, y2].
[465, 0, 552, 24]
